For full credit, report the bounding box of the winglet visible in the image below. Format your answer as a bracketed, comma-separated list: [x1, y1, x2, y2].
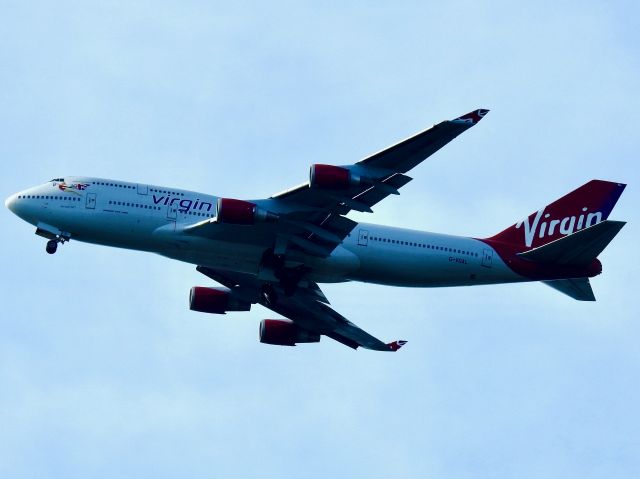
[387, 340, 408, 351]
[452, 109, 490, 124]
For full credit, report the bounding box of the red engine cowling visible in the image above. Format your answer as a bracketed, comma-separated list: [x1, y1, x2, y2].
[216, 198, 278, 225]
[309, 164, 361, 189]
[259, 319, 321, 346]
[189, 286, 251, 314]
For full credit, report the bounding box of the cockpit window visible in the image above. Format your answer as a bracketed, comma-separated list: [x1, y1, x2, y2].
[50, 178, 64, 182]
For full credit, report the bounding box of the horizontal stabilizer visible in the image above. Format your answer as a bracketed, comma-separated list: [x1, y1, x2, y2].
[543, 278, 596, 301]
[517, 220, 626, 266]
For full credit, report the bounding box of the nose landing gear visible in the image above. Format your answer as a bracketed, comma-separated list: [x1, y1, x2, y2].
[46, 240, 58, 254]
[42, 235, 69, 255]
[35, 225, 70, 255]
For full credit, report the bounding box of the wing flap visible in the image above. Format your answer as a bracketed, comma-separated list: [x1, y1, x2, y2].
[351, 173, 413, 210]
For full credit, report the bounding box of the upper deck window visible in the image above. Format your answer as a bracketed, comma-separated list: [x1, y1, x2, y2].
[50, 178, 64, 182]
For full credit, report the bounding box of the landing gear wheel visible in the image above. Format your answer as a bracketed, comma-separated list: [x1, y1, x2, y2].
[46, 240, 58, 254]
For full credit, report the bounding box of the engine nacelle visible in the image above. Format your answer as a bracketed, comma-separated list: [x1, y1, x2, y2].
[216, 198, 278, 225]
[189, 286, 251, 314]
[309, 164, 361, 189]
[259, 319, 321, 346]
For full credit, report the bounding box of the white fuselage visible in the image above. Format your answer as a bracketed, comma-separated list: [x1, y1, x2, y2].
[5, 177, 524, 288]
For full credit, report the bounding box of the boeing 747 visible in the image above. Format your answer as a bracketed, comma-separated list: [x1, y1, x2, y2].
[5, 109, 626, 351]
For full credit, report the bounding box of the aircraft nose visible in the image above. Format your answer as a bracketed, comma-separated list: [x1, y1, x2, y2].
[5, 193, 17, 213]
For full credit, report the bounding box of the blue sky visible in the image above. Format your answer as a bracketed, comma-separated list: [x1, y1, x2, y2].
[1, 1, 639, 478]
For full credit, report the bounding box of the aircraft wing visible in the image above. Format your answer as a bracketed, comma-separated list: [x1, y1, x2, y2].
[273, 108, 489, 209]
[197, 266, 406, 351]
[185, 109, 488, 258]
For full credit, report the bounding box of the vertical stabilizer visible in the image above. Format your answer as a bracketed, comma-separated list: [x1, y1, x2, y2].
[488, 180, 625, 250]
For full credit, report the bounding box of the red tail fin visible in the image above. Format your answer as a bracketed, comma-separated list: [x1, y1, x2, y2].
[488, 180, 626, 250]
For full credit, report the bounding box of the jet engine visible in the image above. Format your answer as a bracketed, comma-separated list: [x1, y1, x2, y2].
[259, 319, 321, 346]
[309, 164, 361, 189]
[189, 286, 251, 314]
[216, 198, 278, 225]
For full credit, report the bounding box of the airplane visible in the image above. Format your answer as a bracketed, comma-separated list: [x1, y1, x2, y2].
[5, 109, 627, 352]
